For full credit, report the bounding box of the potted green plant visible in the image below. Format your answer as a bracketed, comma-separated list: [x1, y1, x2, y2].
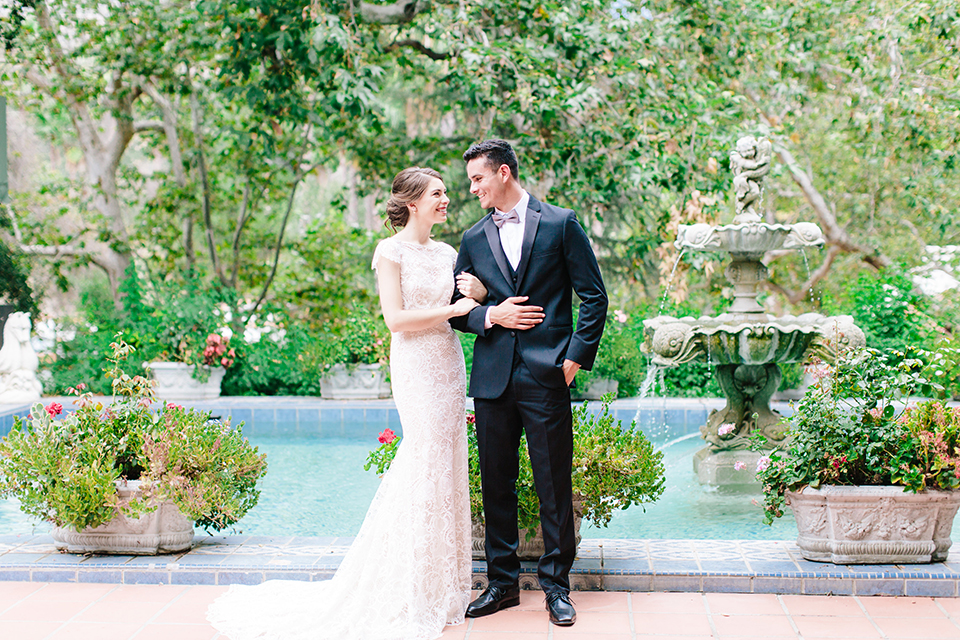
[573, 309, 645, 399]
[319, 304, 391, 399]
[366, 395, 666, 559]
[0, 335, 267, 555]
[754, 345, 960, 564]
[146, 331, 238, 400]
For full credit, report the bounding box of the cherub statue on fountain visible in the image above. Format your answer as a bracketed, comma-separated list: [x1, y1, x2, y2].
[730, 136, 772, 224]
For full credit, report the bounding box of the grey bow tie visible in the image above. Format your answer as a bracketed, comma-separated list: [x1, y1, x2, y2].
[492, 210, 520, 228]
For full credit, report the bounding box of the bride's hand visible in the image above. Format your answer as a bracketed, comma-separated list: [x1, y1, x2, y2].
[451, 297, 479, 317]
[456, 272, 488, 302]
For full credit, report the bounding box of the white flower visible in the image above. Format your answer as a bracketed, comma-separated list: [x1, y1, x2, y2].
[717, 423, 736, 436]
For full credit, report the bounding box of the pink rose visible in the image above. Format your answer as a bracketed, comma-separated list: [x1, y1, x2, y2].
[378, 428, 397, 444]
[45, 402, 63, 417]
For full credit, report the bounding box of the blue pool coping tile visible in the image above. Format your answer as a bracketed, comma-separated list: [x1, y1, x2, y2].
[0, 535, 956, 594]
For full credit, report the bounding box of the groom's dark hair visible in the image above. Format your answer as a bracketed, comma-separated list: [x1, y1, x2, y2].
[463, 139, 519, 181]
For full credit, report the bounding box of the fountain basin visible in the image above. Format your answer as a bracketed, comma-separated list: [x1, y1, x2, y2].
[676, 222, 824, 258]
[643, 313, 828, 367]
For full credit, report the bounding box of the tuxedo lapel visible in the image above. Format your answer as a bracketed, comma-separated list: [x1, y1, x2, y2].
[513, 196, 542, 288]
[482, 215, 515, 291]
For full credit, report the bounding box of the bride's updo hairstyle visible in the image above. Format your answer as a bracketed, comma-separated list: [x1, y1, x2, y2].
[385, 167, 442, 231]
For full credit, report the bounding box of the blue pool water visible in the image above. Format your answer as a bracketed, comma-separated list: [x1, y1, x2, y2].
[0, 428, 800, 540]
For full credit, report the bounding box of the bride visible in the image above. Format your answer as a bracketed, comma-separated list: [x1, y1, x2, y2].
[208, 167, 486, 640]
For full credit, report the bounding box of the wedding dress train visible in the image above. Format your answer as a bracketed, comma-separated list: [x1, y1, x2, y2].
[208, 237, 472, 639]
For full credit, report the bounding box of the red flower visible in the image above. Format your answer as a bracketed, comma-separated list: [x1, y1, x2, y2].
[465, 412, 476, 425]
[378, 428, 397, 444]
[45, 402, 63, 417]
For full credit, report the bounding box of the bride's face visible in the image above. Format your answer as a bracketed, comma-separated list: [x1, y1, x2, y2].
[410, 178, 449, 224]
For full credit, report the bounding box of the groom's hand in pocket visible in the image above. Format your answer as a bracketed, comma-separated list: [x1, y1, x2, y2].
[490, 296, 544, 330]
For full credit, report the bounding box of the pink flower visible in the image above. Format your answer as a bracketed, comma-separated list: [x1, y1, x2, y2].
[465, 412, 476, 425]
[717, 423, 735, 436]
[376, 339, 383, 346]
[756, 456, 771, 472]
[614, 309, 628, 324]
[378, 428, 397, 444]
[734, 461, 746, 471]
[166, 402, 183, 411]
[45, 402, 63, 417]
[76, 383, 87, 391]
[868, 407, 883, 420]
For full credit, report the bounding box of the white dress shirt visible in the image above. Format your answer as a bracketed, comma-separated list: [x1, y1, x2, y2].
[484, 191, 530, 329]
[496, 190, 529, 271]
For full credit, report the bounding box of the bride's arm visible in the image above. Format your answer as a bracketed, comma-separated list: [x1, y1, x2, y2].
[377, 256, 478, 333]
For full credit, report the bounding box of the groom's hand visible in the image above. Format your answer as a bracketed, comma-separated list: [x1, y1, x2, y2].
[490, 296, 544, 330]
[563, 359, 581, 386]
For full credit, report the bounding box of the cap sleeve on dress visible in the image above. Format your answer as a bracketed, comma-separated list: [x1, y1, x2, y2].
[443, 242, 458, 268]
[372, 238, 402, 273]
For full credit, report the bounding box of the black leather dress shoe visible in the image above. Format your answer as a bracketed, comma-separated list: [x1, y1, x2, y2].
[546, 591, 576, 626]
[465, 584, 521, 617]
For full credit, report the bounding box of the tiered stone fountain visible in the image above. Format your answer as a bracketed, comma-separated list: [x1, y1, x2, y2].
[643, 136, 865, 486]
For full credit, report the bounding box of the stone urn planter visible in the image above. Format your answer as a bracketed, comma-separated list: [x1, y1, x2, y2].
[146, 362, 224, 400]
[572, 377, 619, 401]
[787, 485, 960, 564]
[51, 480, 195, 555]
[320, 363, 391, 399]
[471, 512, 583, 560]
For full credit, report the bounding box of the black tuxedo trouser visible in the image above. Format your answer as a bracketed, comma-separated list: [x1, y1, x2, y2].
[473, 352, 575, 595]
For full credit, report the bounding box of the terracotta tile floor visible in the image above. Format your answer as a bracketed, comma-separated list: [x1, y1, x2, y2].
[3, 584, 960, 639]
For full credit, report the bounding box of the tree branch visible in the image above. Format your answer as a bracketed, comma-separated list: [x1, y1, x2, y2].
[134, 120, 165, 133]
[189, 76, 227, 287]
[386, 39, 451, 60]
[244, 127, 314, 323]
[774, 144, 891, 270]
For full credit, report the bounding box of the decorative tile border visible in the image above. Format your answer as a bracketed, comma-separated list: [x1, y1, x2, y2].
[0, 533, 958, 594]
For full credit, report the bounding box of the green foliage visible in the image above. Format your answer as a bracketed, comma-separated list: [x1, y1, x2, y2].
[843, 267, 935, 350]
[0, 335, 267, 532]
[318, 302, 390, 368]
[362, 428, 400, 476]
[45, 269, 239, 393]
[138, 406, 268, 532]
[0, 238, 38, 317]
[365, 397, 666, 537]
[220, 319, 326, 396]
[754, 345, 959, 525]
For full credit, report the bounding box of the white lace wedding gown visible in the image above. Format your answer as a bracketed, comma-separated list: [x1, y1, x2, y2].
[208, 237, 472, 640]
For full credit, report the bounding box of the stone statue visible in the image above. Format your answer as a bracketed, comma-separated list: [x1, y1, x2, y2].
[730, 136, 772, 224]
[0, 312, 43, 404]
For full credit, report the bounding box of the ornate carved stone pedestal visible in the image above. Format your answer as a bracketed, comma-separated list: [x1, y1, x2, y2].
[787, 485, 960, 564]
[320, 363, 391, 399]
[147, 362, 224, 400]
[51, 480, 195, 555]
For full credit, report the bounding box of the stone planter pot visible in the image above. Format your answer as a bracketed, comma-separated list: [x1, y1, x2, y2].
[471, 512, 583, 561]
[320, 363, 391, 399]
[51, 480, 195, 555]
[787, 485, 960, 564]
[147, 362, 224, 400]
[572, 377, 619, 401]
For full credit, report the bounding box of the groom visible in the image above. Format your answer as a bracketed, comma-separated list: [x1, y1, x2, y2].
[450, 139, 607, 626]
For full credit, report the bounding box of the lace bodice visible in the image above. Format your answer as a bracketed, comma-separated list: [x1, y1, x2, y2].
[372, 237, 458, 312]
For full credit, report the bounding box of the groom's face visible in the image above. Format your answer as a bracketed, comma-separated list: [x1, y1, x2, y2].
[467, 158, 508, 211]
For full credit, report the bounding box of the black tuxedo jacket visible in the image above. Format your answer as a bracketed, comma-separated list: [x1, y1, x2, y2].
[450, 195, 608, 399]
